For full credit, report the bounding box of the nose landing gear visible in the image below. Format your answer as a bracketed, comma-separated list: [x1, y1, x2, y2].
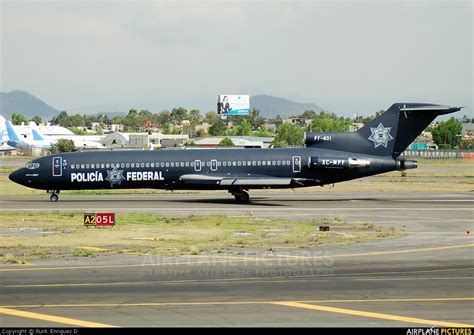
[48, 190, 60, 202]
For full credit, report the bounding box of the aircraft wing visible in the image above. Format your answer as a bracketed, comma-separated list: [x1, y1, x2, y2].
[179, 174, 319, 187]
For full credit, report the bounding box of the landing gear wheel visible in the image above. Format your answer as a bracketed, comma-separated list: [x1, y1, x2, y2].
[234, 191, 250, 203]
[50, 194, 58, 202]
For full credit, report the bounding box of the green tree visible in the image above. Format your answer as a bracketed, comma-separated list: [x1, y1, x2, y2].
[123, 109, 139, 131]
[204, 111, 220, 124]
[308, 116, 350, 132]
[189, 109, 202, 126]
[272, 123, 304, 147]
[11, 112, 28, 125]
[254, 127, 273, 137]
[30, 115, 43, 125]
[209, 118, 227, 136]
[301, 110, 317, 120]
[53, 111, 69, 126]
[431, 117, 463, 149]
[235, 119, 252, 136]
[50, 139, 76, 154]
[195, 129, 206, 137]
[68, 127, 88, 135]
[170, 107, 188, 122]
[249, 108, 265, 130]
[69, 114, 85, 127]
[218, 138, 234, 147]
[156, 110, 171, 125]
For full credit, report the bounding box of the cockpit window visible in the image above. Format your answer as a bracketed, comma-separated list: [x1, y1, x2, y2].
[25, 161, 40, 169]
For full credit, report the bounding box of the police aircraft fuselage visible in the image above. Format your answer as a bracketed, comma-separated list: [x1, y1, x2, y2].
[9, 103, 461, 202]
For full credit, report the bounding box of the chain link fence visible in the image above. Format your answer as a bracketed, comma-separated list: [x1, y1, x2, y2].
[401, 149, 474, 159]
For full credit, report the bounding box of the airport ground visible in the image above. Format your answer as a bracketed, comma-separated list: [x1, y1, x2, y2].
[0, 156, 473, 327]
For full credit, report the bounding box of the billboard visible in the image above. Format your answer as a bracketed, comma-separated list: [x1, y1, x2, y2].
[217, 95, 250, 116]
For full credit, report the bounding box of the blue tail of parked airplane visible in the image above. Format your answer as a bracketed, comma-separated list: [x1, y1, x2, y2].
[305, 103, 462, 158]
[5, 121, 20, 142]
[32, 128, 45, 141]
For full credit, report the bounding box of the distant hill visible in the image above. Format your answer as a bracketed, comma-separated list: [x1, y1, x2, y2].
[251, 95, 322, 118]
[0, 90, 323, 121]
[0, 90, 60, 120]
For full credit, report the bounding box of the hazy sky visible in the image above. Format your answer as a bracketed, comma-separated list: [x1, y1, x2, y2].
[1, 0, 472, 115]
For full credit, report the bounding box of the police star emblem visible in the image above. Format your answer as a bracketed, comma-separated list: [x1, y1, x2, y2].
[368, 123, 394, 148]
[105, 167, 125, 187]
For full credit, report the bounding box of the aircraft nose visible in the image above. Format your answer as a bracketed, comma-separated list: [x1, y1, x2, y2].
[9, 168, 25, 185]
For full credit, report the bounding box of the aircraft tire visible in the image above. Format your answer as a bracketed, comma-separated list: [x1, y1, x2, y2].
[50, 194, 59, 202]
[234, 192, 250, 203]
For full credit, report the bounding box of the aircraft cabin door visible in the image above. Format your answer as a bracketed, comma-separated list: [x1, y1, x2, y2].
[52, 157, 63, 177]
[292, 156, 301, 173]
[210, 159, 218, 172]
[194, 160, 202, 172]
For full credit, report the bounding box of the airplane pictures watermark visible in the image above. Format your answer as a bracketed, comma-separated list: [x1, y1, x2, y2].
[139, 251, 335, 279]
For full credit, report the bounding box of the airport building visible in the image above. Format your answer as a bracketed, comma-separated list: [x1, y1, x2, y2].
[193, 136, 274, 148]
[101, 132, 189, 149]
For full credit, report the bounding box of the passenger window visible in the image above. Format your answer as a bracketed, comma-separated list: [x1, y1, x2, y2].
[171, 162, 174, 167]
[247, 161, 251, 166]
[161, 162, 165, 168]
[180, 162, 184, 167]
[217, 162, 221, 166]
[81, 164, 85, 169]
[228, 161, 231, 166]
[267, 161, 271, 165]
[262, 161, 266, 166]
[190, 162, 194, 167]
[106, 163, 110, 168]
[232, 161, 236, 166]
[257, 161, 261, 166]
[237, 161, 241, 166]
[242, 161, 246, 166]
[272, 161, 276, 165]
[151, 163, 154, 168]
[206, 161, 210, 167]
[166, 162, 169, 167]
[223, 161, 227, 166]
[140, 163, 145, 168]
[287, 160, 291, 165]
[86, 164, 90, 169]
[71, 164, 75, 169]
[185, 162, 189, 167]
[252, 161, 256, 166]
[91, 164, 95, 169]
[145, 163, 149, 168]
[126, 163, 130, 168]
[131, 163, 135, 168]
[100, 164, 105, 168]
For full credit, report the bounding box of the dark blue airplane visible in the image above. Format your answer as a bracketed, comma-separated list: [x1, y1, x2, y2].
[9, 103, 461, 203]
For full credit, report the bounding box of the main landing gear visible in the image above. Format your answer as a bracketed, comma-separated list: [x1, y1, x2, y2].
[229, 188, 250, 203]
[48, 190, 60, 202]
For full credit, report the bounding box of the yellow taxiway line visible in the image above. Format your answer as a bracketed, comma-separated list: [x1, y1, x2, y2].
[0, 307, 116, 327]
[271, 301, 474, 328]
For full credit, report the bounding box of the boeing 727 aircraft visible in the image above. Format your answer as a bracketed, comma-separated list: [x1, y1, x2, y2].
[9, 103, 461, 202]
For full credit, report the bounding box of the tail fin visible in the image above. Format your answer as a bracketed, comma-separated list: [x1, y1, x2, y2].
[32, 128, 45, 141]
[305, 103, 462, 158]
[5, 121, 20, 142]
